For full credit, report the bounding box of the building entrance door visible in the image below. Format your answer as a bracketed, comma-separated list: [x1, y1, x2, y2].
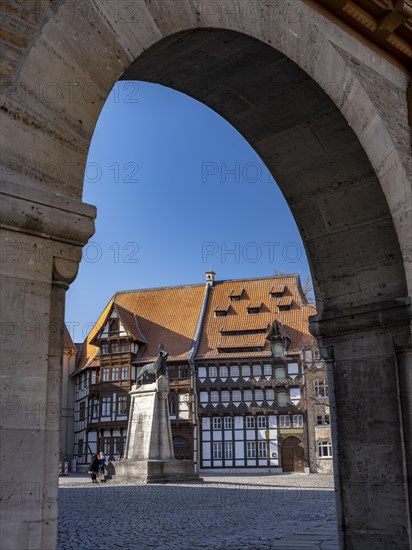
[281, 437, 304, 472]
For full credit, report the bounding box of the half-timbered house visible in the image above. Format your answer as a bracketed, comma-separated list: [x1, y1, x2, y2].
[195, 272, 315, 472]
[72, 284, 207, 469]
[71, 272, 330, 474]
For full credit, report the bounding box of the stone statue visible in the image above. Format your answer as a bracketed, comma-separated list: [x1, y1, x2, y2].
[135, 351, 169, 384]
[110, 347, 200, 483]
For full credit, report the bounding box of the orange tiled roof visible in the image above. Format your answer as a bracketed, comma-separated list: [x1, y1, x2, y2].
[76, 284, 206, 370]
[217, 334, 267, 350]
[214, 304, 230, 312]
[276, 297, 294, 306]
[220, 322, 269, 334]
[196, 275, 316, 359]
[113, 303, 148, 344]
[247, 301, 263, 309]
[270, 283, 286, 293]
[76, 275, 317, 370]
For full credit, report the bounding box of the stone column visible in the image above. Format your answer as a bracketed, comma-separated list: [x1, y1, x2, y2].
[395, 342, 412, 521]
[0, 184, 95, 550]
[311, 298, 412, 549]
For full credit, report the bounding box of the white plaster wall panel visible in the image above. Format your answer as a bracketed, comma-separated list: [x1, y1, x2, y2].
[202, 417, 210, 430]
[235, 442, 244, 458]
[202, 443, 210, 460]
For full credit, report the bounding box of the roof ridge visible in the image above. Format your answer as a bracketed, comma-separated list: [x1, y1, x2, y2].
[114, 282, 205, 295]
[214, 274, 300, 283]
[115, 274, 301, 296]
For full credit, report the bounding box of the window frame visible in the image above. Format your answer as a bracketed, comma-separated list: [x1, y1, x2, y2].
[213, 441, 223, 459]
[212, 417, 222, 430]
[266, 389, 275, 402]
[242, 365, 251, 378]
[117, 395, 127, 416]
[210, 391, 219, 403]
[101, 396, 112, 417]
[221, 390, 230, 403]
[224, 441, 233, 459]
[258, 440, 267, 458]
[255, 389, 264, 402]
[121, 366, 128, 380]
[224, 417, 233, 430]
[277, 391, 288, 407]
[279, 415, 291, 428]
[232, 390, 241, 402]
[209, 366, 218, 378]
[318, 440, 333, 457]
[257, 415, 267, 428]
[247, 441, 256, 459]
[314, 379, 329, 398]
[230, 365, 239, 378]
[292, 414, 303, 428]
[246, 416, 255, 429]
[220, 366, 228, 378]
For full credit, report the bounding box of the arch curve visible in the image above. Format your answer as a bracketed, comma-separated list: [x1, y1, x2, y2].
[1, 2, 411, 549]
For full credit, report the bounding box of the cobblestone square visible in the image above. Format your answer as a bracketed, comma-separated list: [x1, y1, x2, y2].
[58, 473, 337, 549]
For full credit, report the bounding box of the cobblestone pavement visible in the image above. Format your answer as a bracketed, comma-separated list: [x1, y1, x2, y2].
[58, 473, 337, 549]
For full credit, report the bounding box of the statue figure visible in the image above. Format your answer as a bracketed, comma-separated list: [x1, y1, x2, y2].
[135, 351, 169, 384]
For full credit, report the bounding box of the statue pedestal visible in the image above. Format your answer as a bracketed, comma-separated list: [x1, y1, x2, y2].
[109, 375, 200, 483]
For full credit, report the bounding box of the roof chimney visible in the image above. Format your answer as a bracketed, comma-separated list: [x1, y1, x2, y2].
[205, 270, 216, 286]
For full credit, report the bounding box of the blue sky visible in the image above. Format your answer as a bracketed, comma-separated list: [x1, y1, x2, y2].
[65, 81, 310, 342]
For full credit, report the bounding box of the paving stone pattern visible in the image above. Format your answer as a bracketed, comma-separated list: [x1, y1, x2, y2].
[58, 473, 337, 549]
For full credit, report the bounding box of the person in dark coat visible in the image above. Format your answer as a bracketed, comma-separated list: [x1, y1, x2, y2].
[89, 454, 99, 483]
[98, 452, 106, 482]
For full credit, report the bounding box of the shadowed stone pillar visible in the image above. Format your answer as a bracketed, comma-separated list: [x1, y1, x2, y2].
[0, 184, 95, 550]
[395, 341, 412, 519]
[311, 298, 412, 549]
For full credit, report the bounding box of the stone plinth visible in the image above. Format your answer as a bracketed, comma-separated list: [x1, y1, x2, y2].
[110, 375, 200, 483]
[110, 458, 201, 483]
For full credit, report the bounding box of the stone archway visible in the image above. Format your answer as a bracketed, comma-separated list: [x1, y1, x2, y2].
[1, 2, 410, 549]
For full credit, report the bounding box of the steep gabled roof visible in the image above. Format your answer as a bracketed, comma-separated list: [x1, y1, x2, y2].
[75, 274, 317, 370]
[115, 284, 206, 363]
[113, 303, 148, 344]
[75, 283, 207, 371]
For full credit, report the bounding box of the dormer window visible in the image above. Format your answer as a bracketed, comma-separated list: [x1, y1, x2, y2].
[277, 298, 293, 311]
[229, 288, 244, 301]
[247, 302, 262, 314]
[270, 284, 286, 298]
[214, 304, 230, 317]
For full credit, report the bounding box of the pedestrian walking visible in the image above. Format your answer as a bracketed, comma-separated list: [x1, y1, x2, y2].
[89, 454, 99, 483]
[98, 451, 106, 482]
